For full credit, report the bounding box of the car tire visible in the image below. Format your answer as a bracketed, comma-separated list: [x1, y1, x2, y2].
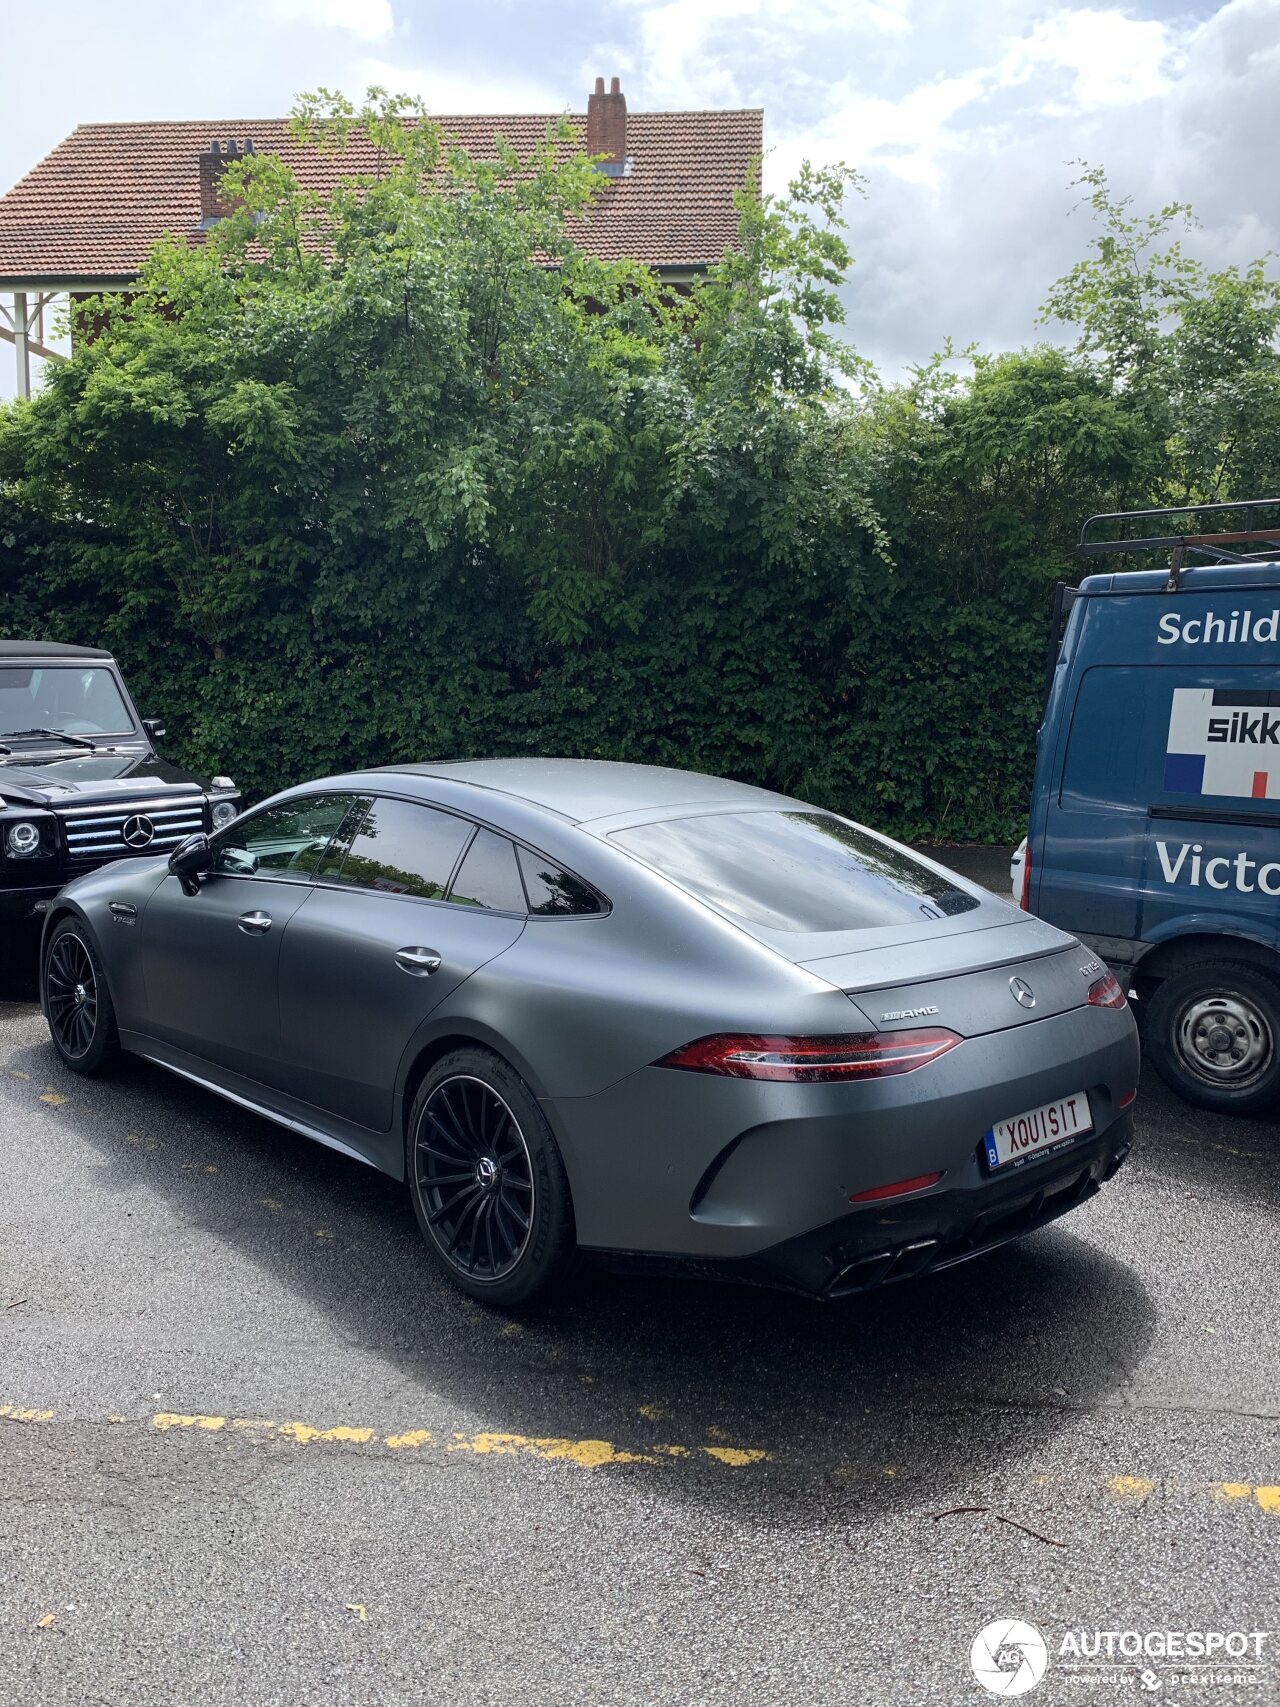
[43, 919, 121, 1076]
[406, 1047, 576, 1306]
[1144, 959, 1280, 1116]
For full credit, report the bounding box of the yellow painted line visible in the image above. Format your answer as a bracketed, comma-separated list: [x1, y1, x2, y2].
[140, 1409, 766, 1470]
[277, 1421, 374, 1445]
[447, 1431, 658, 1468]
[1215, 1481, 1252, 1502]
[1108, 1475, 1155, 1499]
[2, 1404, 1274, 1503]
[38, 1090, 67, 1106]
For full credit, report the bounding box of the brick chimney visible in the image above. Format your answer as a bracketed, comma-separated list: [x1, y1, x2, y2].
[198, 138, 255, 228]
[586, 77, 627, 170]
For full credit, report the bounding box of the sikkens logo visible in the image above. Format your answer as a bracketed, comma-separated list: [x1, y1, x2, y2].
[1157, 840, 1280, 895]
[1157, 607, 1280, 645]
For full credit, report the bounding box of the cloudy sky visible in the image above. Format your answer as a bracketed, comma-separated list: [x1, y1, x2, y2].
[2, 0, 1278, 389]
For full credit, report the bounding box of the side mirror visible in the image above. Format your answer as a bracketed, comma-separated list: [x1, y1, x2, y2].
[142, 717, 167, 741]
[169, 832, 212, 896]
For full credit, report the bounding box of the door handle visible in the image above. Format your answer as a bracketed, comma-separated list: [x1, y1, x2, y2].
[237, 910, 273, 936]
[395, 946, 441, 976]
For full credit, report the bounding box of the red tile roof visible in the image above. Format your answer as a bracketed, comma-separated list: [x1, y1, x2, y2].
[0, 110, 762, 285]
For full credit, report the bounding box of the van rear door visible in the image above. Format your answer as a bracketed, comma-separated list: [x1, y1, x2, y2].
[1033, 663, 1147, 947]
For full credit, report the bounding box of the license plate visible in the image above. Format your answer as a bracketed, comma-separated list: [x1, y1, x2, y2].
[983, 1092, 1092, 1171]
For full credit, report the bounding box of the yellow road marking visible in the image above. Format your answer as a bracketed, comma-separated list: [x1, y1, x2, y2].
[38, 1091, 67, 1106]
[0, 1404, 1272, 1502]
[278, 1422, 374, 1445]
[448, 1431, 657, 1468]
[1108, 1475, 1155, 1499]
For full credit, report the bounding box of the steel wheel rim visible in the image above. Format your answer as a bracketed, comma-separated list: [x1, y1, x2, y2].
[1175, 990, 1274, 1088]
[414, 1075, 534, 1282]
[46, 932, 99, 1061]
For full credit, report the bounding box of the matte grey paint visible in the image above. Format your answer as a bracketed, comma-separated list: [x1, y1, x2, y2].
[43, 760, 1140, 1270]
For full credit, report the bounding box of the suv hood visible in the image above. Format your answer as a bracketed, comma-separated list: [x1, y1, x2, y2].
[0, 751, 206, 806]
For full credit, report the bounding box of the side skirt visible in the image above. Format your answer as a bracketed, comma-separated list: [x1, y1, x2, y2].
[118, 1029, 394, 1175]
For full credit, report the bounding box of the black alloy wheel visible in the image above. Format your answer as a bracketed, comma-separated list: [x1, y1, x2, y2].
[44, 921, 120, 1075]
[418, 1075, 534, 1280]
[407, 1049, 574, 1306]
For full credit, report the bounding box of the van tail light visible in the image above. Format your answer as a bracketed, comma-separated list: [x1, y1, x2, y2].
[1087, 972, 1127, 1010]
[654, 1029, 963, 1082]
[1020, 840, 1032, 911]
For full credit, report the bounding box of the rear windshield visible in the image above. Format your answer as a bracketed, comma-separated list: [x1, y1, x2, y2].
[610, 811, 981, 933]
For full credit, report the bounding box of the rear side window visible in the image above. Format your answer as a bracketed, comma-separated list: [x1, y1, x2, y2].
[448, 828, 527, 913]
[610, 811, 980, 932]
[517, 846, 604, 916]
[328, 797, 471, 900]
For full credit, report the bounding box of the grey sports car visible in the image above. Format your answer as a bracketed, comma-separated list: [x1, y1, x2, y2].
[40, 760, 1139, 1304]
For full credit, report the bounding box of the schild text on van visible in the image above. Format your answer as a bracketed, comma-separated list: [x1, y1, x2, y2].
[1157, 608, 1280, 645]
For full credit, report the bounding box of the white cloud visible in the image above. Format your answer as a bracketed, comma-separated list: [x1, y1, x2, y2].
[619, 0, 914, 108]
[269, 0, 395, 41]
[357, 57, 568, 113]
[995, 8, 1179, 110]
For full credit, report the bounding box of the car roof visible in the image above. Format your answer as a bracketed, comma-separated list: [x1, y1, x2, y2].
[382, 758, 796, 823]
[0, 639, 113, 659]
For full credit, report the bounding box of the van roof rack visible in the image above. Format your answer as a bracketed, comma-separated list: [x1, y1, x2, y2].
[1078, 498, 1280, 590]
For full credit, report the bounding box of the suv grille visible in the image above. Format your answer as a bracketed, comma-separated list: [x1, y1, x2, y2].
[60, 797, 206, 863]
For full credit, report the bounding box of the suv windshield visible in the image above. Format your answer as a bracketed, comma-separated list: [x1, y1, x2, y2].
[0, 666, 133, 740]
[610, 811, 982, 933]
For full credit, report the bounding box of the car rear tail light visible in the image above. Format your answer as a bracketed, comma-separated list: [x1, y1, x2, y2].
[1087, 972, 1127, 1010]
[1118, 1088, 1137, 1109]
[1020, 840, 1032, 911]
[654, 1029, 963, 1082]
[848, 1170, 944, 1204]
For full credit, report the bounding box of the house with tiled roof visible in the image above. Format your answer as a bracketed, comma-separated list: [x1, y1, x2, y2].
[0, 79, 762, 397]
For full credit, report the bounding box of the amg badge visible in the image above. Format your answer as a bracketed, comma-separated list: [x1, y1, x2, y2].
[880, 1005, 940, 1021]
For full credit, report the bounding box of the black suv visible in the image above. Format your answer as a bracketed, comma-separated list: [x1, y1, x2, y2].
[0, 641, 240, 946]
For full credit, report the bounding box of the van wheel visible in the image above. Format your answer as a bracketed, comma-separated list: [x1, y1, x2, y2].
[1144, 960, 1280, 1115]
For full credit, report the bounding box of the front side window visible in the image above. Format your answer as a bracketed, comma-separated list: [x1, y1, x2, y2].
[610, 811, 980, 932]
[326, 797, 472, 900]
[0, 666, 133, 738]
[211, 793, 355, 880]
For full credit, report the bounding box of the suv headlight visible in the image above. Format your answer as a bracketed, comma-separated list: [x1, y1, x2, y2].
[4, 818, 55, 858]
[211, 800, 238, 831]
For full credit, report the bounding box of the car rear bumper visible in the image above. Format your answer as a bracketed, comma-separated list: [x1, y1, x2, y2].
[682, 1116, 1131, 1297]
[545, 1002, 1140, 1263]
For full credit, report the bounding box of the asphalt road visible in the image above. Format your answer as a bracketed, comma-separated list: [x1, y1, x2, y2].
[0, 878, 1277, 1704]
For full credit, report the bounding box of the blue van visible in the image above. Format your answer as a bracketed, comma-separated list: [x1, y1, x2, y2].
[1019, 502, 1280, 1114]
